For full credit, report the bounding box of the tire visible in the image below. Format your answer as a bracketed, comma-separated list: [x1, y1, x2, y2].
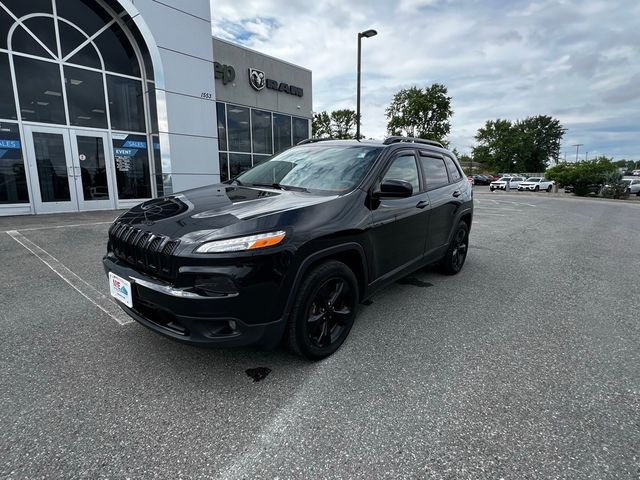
[490, 187, 495, 191]
[547, 185, 552, 192]
[439, 222, 469, 275]
[535, 185, 539, 192]
[286, 260, 358, 360]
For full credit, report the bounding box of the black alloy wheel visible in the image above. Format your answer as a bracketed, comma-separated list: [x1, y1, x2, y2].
[535, 185, 540, 191]
[440, 222, 469, 275]
[287, 260, 358, 360]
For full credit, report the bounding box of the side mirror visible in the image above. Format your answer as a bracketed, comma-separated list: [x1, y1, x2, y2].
[374, 179, 413, 198]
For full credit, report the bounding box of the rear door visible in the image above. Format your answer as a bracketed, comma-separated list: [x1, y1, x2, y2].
[368, 149, 431, 279]
[419, 152, 465, 253]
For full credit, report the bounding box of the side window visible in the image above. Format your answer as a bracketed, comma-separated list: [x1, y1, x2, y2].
[419, 156, 449, 190]
[382, 154, 420, 194]
[443, 156, 462, 182]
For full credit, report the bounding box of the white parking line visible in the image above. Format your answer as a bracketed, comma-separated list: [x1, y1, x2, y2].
[1, 221, 114, 233]
[6, 230, 133, 326]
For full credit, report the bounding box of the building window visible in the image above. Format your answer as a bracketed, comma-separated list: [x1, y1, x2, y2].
[292, 117, 309, 146]
[13, 56, 66, 125]
[0, 54, 17, 120]
[0, 123, 29, 204]
[227, 104, 250, 153]
[251, 109, 272, 154]
[65, 66, 108, 128]
[273, 113, 292, 154]
[219, 152, 228, 182]
[107, 75, 145, 132]
[229, 153, 252, 178]
[112, 135, 151, 199]
[216, 102, 227, 151]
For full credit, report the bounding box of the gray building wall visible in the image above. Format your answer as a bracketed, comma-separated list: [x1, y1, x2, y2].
[131, 0, 219, 193]
[213, 38, 312, 119]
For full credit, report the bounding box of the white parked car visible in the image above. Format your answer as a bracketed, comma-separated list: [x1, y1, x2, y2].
[490, 176, 525, 191]
[518, 177, 554, 192]
[623, 178, 640, 196]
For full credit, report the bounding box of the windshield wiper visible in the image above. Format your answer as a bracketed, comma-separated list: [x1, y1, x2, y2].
[247, 182, 309, 192]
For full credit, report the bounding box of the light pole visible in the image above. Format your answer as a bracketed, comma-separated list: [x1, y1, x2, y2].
[573, 143, 583, 162]
[356, 29, 377, 140]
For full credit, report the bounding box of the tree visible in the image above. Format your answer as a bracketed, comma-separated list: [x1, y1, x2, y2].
[311, 109, 359, 139]
[472, 115, 565, 172]
[331, 109, 358, 139]
[385, 84, 453, 144]
[546, 158, 617, 196]
[312, 111, 332, 138]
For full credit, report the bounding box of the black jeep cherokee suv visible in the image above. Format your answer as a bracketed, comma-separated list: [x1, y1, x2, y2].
[104, 137, 473, 359]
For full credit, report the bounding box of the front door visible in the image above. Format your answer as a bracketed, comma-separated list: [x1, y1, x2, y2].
[24, 126, 115, 213]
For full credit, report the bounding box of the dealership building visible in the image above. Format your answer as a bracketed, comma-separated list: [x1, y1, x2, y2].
[0, 0, 312, 216]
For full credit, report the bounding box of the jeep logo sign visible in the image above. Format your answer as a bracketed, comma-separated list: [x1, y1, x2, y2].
[214, 62, 235, 85]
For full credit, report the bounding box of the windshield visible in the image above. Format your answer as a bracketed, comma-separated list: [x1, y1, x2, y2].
[526, 177, 541, 182]
[499, 177, 511, 181]
[235, 145, 382, 193]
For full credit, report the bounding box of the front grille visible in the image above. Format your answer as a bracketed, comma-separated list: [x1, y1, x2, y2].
[108, 222, 179, 280]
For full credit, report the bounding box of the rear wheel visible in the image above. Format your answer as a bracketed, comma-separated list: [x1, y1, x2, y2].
[286, 260, 358, 360]
[439, 222, 469, 275]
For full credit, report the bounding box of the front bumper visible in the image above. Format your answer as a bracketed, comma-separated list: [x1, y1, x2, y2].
[103, 254, 287, 348]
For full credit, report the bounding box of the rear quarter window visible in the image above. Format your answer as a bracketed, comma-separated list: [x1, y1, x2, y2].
[443, 156, 462, 182]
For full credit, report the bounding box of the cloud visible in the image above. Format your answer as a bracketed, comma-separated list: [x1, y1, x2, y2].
[211, 0, 640, 159]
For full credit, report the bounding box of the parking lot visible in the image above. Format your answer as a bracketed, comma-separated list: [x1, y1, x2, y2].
[1, 191, 639, 479]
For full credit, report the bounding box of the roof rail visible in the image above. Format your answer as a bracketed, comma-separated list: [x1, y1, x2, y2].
[296, 137, 334, 146]
[382, 136, 444, 148]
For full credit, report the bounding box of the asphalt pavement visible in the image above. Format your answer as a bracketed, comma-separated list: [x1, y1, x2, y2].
[1, 191, 639, 479]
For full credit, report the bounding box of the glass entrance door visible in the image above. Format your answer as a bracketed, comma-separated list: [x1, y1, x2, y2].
[24, 126, 116, 213]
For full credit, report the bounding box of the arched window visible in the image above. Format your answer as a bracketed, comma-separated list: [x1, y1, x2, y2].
[0, 0, 148, 131]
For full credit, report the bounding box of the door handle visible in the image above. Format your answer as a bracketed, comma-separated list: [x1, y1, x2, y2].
[416, 200, 429, 209]
[452, 190, 461, 197]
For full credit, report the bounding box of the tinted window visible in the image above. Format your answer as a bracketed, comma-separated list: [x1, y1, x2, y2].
[93, 23, 140, 77]
[112, 135, 151, 199]
[273, 114, 291, 153]
[219, 152, 228, 183]
[0, 54, 16, 120]
[382, 154, 420, 193]
[0, 8, 14, 50]
[216, 102, 227, 151]
[0, 122, 29, 204]
[65, 66, 108, 128]
[107, 75, 145, 132]
[22, 17, 57, 55]
[444, 156, 462, 182]
[11, 24, 53, 58]
[56, 0, 114, 38]
[13, 56, 66, 124]
[252, 109, 272, 154]
[292, 117, 309, 145]
[229, 153, 252, 178]
[227, 105, 250, 153]
[420, 156, 449, 190]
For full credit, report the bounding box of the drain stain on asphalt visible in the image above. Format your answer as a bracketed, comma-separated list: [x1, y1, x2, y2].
[397, 277, 434, 288]
[245, 367, 272, 382]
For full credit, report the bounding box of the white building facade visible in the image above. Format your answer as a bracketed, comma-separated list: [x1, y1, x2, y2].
[0, 0, 311, 217]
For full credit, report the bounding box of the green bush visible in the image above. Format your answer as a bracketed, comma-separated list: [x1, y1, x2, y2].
[600, 171, 629, 199]
[546, 159, 617, 196]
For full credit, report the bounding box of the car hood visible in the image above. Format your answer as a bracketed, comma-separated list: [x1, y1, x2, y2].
[114, 184, 340, 243]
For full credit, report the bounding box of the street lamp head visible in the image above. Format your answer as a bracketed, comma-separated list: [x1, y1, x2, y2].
[359, 29, 378, 38]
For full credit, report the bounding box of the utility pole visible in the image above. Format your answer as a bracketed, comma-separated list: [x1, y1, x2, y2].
[573, 143, 583, 162]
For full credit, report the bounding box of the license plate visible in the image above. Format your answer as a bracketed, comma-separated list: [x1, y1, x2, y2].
[109, 272, 133, 308]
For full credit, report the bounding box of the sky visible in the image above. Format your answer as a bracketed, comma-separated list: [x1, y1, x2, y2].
[210, 0, 640, 160]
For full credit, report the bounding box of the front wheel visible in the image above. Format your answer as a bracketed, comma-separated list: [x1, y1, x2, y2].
[286, 260, 358, 360]
[439, 222, 469, 275]
[535, 185, 540, 192]
[547, 185, 552, 192]
[490, 187, 495, 191]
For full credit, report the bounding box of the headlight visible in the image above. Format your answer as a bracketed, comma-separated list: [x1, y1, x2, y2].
[195, 230, 286, 253]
